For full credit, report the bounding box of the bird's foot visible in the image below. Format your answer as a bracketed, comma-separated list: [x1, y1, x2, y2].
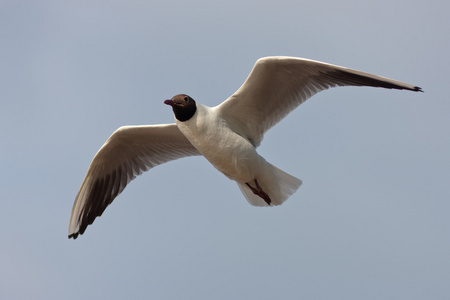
[246, 179, 272, 205]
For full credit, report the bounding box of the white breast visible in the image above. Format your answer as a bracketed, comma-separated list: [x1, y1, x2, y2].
[176, 103, 263, 182]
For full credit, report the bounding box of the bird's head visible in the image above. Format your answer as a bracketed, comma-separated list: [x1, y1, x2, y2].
[164, 94, 197, 122]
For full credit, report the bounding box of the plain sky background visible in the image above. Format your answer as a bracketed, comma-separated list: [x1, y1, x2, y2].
[1, 0, 449, 299]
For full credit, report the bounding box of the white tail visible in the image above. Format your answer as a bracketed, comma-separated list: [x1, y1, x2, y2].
[237, 163, 302, 207]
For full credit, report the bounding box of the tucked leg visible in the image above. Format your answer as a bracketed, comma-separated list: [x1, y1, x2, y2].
[245, 179, 272, 205]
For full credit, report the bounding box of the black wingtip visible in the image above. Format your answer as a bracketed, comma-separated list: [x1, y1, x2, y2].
[414, 86, 424, 92]
[68, 232, 79, 239]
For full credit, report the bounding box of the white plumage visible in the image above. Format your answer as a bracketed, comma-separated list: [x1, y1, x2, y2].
[68, 56, 422, 239]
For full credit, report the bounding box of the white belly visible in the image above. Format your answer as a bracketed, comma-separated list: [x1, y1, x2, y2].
[176, 105, 263, 183]
[200, 132, 261, 182]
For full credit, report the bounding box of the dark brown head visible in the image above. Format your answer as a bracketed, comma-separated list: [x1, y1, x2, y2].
[164, 94, 197, 122]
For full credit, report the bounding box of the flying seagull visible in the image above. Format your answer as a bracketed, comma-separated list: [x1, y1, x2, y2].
[68, 56, 422, 239]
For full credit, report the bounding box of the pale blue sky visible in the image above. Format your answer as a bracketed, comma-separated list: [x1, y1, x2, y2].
[1, 0, 449, 299]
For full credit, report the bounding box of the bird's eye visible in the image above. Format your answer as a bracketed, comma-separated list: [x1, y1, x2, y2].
[184, 96, 190, 103]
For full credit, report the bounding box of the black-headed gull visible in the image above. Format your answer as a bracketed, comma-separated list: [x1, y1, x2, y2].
[69, 56, 422, 239]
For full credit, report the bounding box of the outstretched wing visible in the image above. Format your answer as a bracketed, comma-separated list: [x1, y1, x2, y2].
[68, 124, 200, 239]
[216, 56, 422, 147]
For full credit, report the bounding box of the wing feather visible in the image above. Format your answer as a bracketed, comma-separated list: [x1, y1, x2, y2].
[216, 56, 422, 147]
[68, 123, 200, 239]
